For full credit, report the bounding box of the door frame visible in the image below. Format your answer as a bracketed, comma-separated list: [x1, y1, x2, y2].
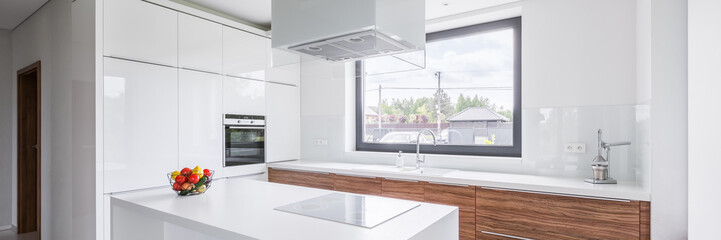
[16, 61, 41, 236]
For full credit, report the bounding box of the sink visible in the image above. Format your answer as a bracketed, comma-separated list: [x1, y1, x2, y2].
[352, 165, 457, 177]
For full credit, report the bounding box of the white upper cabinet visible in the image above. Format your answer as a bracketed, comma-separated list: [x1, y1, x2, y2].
[179, 13, 223, 73]
[266, 83, 300, 162]
[104, 0, 178, 66]
[223, 76, 266, 115]
[223, 26, 268, 80]
[266, 49, 301, 86]
[179, 70, 223, 176]
[103, 57, 179, 193]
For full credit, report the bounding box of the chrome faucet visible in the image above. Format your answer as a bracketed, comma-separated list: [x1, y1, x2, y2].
[416, 129, 437, 170]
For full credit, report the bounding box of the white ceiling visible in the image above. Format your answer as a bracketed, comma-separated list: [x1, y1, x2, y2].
[0, 0, 48, 30]
[181, 0, 519, 31]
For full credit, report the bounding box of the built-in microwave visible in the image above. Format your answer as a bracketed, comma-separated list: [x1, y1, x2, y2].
[224, 114, 265, 167]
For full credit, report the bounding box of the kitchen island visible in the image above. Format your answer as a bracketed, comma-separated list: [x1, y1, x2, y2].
[110, 178, 458, 240]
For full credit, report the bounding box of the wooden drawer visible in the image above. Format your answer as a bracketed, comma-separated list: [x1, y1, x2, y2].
[333, 174, 382, 195]
[476, 187, 640, 240]
[267, 168, 334, 190]
[381, 178, 424, 201]
[424, 182, 476, 240]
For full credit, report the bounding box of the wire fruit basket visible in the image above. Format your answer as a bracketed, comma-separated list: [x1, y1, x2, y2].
[167, 170, 214, 196]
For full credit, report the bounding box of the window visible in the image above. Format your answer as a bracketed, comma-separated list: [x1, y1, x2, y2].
[356, 17, 521, 157]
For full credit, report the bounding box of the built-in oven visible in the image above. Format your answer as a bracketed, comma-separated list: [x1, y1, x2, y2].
[224, 114, 265, 167]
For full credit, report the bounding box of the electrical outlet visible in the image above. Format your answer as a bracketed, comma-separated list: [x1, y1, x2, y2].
[564, 143, 586, 153]
[314, 138, 328, 146]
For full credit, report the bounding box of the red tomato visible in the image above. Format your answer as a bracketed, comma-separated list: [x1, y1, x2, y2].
[180, 168, 192, 176]
[175, 175, 187, 184]
[203, 169, 211, 177]
[188, 174, 200, 184]
[172, 182, 181, 191]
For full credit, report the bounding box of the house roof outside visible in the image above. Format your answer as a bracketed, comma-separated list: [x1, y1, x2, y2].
[447, 107, 509, 122]
[365, 107, 378, 116]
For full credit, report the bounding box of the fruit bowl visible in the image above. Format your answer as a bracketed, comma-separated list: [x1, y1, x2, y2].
[167, 169, 214, 196]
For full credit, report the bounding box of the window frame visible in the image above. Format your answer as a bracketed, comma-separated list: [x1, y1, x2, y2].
[355, 17, 522, 157]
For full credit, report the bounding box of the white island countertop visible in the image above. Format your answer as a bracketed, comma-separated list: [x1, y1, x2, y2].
[110, 178, 458, 240]
[268, 161, 651, 201]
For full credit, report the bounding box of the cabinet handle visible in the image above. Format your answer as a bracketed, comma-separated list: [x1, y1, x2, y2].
[427, 181, 469, 187]
[480, 186, 631, 202]
[481, 231, 533, 240]
[335, 173, 377, 179]
[279, 169, 330, 175]
[384, 178, 419, 183]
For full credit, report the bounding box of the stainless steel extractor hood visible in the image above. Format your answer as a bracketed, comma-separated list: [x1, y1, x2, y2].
[271, 0, 425, 62]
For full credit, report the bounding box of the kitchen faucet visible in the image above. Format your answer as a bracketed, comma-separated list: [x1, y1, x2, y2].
[416, 129, 437, 170]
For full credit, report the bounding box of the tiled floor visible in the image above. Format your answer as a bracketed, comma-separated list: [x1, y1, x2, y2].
[0, 230, 37, 240]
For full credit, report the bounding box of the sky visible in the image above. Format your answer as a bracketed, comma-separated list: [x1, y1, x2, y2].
[364, 28, 515, 111]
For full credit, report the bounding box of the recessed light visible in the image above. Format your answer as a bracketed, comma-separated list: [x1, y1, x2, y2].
[306, 46, 322, 51]
[348, 37, 365, 43]
[442, 2, 449, 6]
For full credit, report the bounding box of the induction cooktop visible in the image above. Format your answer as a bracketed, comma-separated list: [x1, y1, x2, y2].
[274, 193, 420, 228]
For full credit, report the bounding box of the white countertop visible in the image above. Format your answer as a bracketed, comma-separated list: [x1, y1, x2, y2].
[268, 161, 651, 201]
[111, 178, 458, 240]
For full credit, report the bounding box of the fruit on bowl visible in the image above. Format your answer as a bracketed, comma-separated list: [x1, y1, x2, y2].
[167, 166, 214, 196]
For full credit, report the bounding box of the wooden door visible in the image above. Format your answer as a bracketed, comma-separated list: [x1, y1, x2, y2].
[424, 182, 476, 240]
[268, 168, 334, 190]
[333, 174, 382, 195]
[381, 178, 424, 201]
[17, 61, 41, 234]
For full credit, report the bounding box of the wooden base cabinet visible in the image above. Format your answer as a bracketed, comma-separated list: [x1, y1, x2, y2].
[424, 183, 476, 240]
[381, 178, 425, 201]
[476, 187, 642, 240]
[267, 168, 333, 190]
[333, 174, 382, 195]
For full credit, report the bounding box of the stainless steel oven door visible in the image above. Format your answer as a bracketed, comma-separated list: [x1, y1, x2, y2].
[224, 125, 265, 167]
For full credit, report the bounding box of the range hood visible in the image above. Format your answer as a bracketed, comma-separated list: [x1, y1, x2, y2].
[271, 0, 425, 62]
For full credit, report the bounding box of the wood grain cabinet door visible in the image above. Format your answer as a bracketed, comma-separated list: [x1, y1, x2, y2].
[333, 174, 382, 195]
[424, 182, 476, 240]
[381, 178, 425, 201]
[267, 168, 334, 190]
[476, 187, 640, 240]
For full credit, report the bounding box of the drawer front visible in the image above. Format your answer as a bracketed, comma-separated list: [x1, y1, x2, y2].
[333, 174, 382, 195]
[381, 178, 424, 201]
[268, 168, 334, 190]
[476, 187, 640, 240]
[425, 182, 476, 240]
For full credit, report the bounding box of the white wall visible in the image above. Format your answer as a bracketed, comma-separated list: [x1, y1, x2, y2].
[10, 0, 96, 239]
[0, 29, 12, 228]
[688, 0, 721, 238]
[300, 0, 645, 182]
[646, 0, 689, 239]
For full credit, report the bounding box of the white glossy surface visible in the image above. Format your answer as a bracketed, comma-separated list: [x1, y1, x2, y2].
[222, 76, 265, 115]
[269, 161, 651, 201]
[353, 165, 458, 177]
[111, 178, 458, 240]
[104, 57, 179, 193]
[267, 49, 301, 86]
[222, 26, 268, 80]
[266, 83, 300, 162]
[179, 13, 223, 73]
[179, 69, 223, 176]
[104, 0, 178, 66]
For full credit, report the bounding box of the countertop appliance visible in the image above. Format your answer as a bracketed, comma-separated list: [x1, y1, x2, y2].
[224, 114, 265, 167]
[274, 193, 419, 228]
[585, 129, 631, 184]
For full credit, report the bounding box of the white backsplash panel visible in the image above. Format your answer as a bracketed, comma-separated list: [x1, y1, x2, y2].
[300, 104, 649, 184]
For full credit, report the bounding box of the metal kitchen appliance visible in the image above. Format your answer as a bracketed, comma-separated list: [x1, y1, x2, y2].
[585, 129, 631, 184]
[223, 114, 265, 167]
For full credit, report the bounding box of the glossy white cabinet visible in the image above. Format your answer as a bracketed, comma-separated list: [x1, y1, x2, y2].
[265, 83, 300, 163]
[223, 26, 268, 80]
[103, 57, 178, 193]
[266, 49, 301, 86]
[179, 13, 223, 73]
[179, 70, 223, 176]
[104, 0, 178, 66]
[222, 76, 266, 115]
